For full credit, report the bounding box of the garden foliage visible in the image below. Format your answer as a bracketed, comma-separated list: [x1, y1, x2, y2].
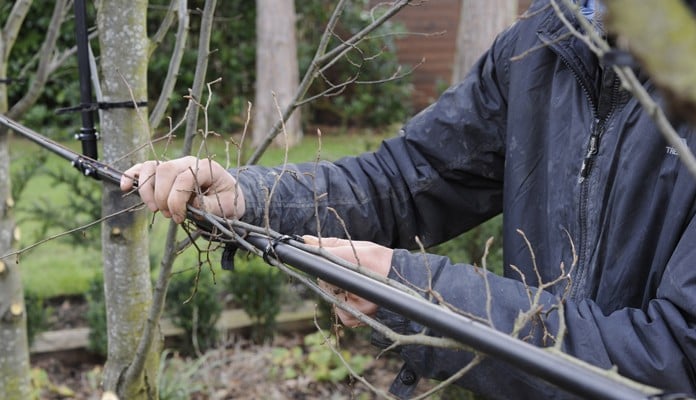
[226, 254, 284, 344]
[166, 269, 223, 354]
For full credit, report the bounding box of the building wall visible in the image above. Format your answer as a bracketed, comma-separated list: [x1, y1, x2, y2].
[386, 0, 532, 111]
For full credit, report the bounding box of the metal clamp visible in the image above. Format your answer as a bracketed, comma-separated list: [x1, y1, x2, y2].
[262, 234, 303, 265]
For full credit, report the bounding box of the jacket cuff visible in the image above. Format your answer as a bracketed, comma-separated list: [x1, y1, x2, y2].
[232, 168, 267, 226]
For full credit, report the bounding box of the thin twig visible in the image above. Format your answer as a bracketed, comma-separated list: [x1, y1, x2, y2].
[0, 203, 145, 261]
[149, 0, 177, 57]
[8, 0, 68, 120]
[246, 0, 412, 164]
[312, 318, 395, 399]
[150, 0, 189, 128]
[412, 354, 483, 400]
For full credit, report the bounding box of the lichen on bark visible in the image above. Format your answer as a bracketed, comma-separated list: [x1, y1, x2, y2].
[96, 1, 159, 398]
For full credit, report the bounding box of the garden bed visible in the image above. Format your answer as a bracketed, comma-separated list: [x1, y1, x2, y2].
[32, 333, 408, 400]
[28, 296, 429, 399]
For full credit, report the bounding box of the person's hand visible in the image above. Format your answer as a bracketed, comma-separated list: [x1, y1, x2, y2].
[303, 236, 393, 327]
[120, 156, 245, 224]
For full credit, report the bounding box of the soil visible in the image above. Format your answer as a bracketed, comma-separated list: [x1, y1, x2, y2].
[31, 297, 417, 399]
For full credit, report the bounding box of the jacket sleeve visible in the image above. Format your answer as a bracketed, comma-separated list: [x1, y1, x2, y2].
[235, 30, 511, 250]
[373, 250, 572, 398]
[375, 206, 696, 399]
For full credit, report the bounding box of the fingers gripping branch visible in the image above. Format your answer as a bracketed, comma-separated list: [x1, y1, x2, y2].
[120, 156, 245, 224]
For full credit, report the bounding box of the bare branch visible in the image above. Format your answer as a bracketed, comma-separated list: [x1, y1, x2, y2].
[545, 345, 662, 395]
[0, 202, 145, 261]
[2, 0, 33, 60]
[481, 237, 495, 327]
[87, 42, 104, 124]
[150, 0, 189, 129]
[312, 320, 396, 399]
[182, 0, 217, 156]
[39, 30, 98, 79]
[412, 354, 482, 400]
[317, 1, 410, 66]
[257, 243, 465, 351]
[510, 229, 572, 344]
[246, 0, 412, 165]
[262, 94, 292, 234]
[148, 0, 177, 57]
[315, 0, 350, 59]
[113, 109, 188, 167]
[510, 31, 573, 62]
[124, 0, 217, 386]
[312, 129, 324, 238]
[8, 0, 68, 120]
[296, 76, 352, 106]
[191, 77, 223, 160]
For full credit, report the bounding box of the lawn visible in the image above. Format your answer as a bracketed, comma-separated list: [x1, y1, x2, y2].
[8, 127, 393, 298]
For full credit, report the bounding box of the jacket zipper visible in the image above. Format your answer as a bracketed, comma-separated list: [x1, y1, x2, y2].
[539, 28, 621, 300]
[573, 119, 603, 300]
[552, 49, 599, 299]
[572, 74, 620, 300]
[579, 118, 602, 182]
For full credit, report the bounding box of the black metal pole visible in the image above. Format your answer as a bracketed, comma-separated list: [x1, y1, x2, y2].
[0, 115, 120, 183]
[73, 0, 99, 161]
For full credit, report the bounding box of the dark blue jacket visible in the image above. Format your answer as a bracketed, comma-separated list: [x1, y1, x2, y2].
[236, 1, 696, 397]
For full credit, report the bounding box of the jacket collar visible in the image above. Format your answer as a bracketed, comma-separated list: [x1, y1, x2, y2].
[536, 1, 600, 102]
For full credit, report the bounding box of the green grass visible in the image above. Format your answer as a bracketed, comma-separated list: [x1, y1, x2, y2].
[15, 242, 101, 297]
[8, 127, 393, 298]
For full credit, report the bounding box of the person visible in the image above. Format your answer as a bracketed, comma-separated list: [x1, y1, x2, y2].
[121, 0, 696, 397]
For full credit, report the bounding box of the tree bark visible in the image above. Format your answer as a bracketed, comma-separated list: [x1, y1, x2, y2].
[0, 1, 35, 398]
[0, 102, 31, 400]
[96, 1, 159, 398]
[452, 0, 518, 83]
[253, 0, 302, 148]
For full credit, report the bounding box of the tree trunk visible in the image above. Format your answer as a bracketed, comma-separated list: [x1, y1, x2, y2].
[253, 0, 302, 148]
[452, 0, 518, 83]
[0, 1, 34, 398]
[96, 1, 159, 398]
[0, 71, 31, 400]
